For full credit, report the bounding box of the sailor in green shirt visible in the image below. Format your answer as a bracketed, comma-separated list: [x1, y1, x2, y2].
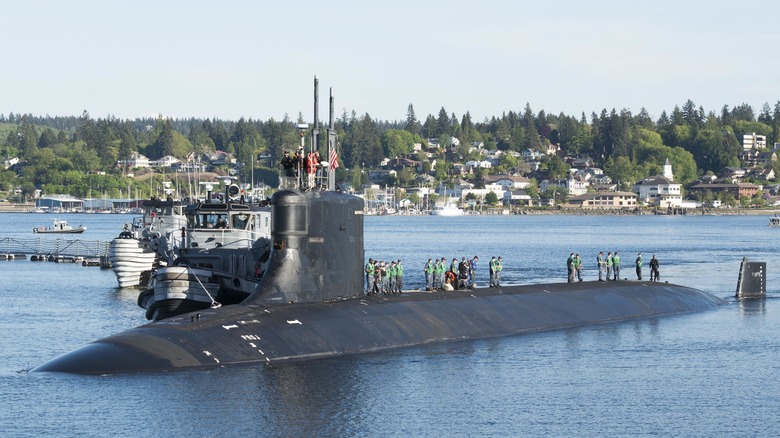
[573, 253, 583, 282]
[387, 261, 396, 293]
[567, 253, 575, 283]
[635, 253, 643, 281]
[612, 252, 621, 280]
[489, 256, 498, 287]
[365, 258, 375, 294]
[396, 259, 403, 293]
[424, 258, 434, 291]
[495, 256, 503, 287]
[436, 257, 446, 290]
[597, 251, 605, 281]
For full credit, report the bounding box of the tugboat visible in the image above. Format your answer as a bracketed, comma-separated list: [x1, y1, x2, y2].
[137, 185, 272, 321]
[107, 198, 188, 288]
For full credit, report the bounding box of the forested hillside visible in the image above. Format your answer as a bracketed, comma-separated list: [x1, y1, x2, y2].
[1, 99, 778, 201]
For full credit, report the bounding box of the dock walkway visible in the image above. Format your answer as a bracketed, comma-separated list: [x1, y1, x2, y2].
[0, 236, 110, 259]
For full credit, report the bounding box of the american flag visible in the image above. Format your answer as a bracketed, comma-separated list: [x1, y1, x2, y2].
[329, 148, 339, 171]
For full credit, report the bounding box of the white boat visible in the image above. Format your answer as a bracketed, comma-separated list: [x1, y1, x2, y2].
[137, 186, 272, 320]
[429, 202, 464, 216]
[108, 198, 188, 288]
[33, 218, 86, 234]
[770, 215, 780, 228]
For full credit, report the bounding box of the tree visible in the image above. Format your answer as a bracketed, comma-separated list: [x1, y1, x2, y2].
[436, 107, 450, 137]
[434, 159, 449, 180]
[543, 154, 569, 179]
[404, 104, 420, 135]
[542, 186, 568, 205]
[485, 191, 499, 206]
[690, 128, 740, 173]
[150, 118, 176, 159]
[38, 128, 57, 149]
[522, 103, 541, 149]
[381, 129, 414, 158]
[604, 156, 639, 190]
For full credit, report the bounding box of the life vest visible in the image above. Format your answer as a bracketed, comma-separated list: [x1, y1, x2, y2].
[306, 153, 318, 174]
[445, 271, 456, 284]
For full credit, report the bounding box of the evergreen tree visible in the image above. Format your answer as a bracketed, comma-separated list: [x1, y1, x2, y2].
[772, 101, 780, 145]
[460, 111, 474, 145]
[522, 103, 541, 149]
[404, 104, 420, 135]
[758, 103, 773, 125]
[151, 118, 176, 159]
[421, 115, 437, 139]
[38, 128, 57, 149]
[436, 107, 450, 137]
[18, 116, 39, 157]
[731, 104, 755, 122]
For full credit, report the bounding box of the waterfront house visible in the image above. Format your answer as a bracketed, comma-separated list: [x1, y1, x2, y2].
[503, 190, 532, 206]
[687, 182, 760, 200]
[567, 191, 638, 209]
[632, 159, 682, 207]
[483, 175, 531, 190]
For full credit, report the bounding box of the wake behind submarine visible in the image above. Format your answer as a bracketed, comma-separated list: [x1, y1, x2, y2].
[33, 189, 723, 375]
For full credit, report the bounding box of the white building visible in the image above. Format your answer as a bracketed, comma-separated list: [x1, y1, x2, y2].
[484, 175, 532, 190]
[632, 159, 683, 207]
[742, 132, 767, 151]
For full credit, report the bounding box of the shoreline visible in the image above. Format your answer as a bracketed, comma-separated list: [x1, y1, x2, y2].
[2, 203, 778, 216]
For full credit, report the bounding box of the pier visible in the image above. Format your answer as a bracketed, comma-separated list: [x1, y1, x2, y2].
[0, 236, 110, 264]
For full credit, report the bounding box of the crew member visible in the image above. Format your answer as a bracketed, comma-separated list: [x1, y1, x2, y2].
[450, 258, 459, 289]
[437, 257, 447, 290]
[649, 255, 660, 281]
[567, 252, 575, 283]
[489, 256, 498, 287]
[458, 257, 469, 289]
[597, 251, 606, 281]
[606, 252, 613, 281]
[396, 259, 404, 293]
[635, 253, 643, 281]
[281, 150, 295, 188]
[294, 148, 305, 186]
[388, 261, 397, 294]
[469, 256, 478, 288]
[495, 256, 503, 287]
[573, 253, 583, 282]
[305, 150, 320, 189]
[613, 252, 621, 280]
[365, 258, 375, 295]
[424, 258, 434, 291]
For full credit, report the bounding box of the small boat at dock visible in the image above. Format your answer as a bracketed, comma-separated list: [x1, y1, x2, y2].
[32, 219, 86, 234]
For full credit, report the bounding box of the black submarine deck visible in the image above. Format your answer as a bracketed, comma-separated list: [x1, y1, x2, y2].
[33, 280, 722, 375]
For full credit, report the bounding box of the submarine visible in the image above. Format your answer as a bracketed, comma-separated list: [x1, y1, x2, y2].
[33, 189, 723, 375]
[32, 79, 723, 375]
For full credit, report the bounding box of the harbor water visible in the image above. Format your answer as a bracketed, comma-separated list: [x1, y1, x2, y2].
[1, 212, 779, 437]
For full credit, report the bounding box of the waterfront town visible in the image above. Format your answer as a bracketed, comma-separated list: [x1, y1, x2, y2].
[2, 130, 778, 215]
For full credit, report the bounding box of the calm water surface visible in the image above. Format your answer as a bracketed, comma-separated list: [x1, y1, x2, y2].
[1, 212, 779, 437]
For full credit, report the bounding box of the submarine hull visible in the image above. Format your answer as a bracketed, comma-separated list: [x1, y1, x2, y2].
[33, 281, 722, 375]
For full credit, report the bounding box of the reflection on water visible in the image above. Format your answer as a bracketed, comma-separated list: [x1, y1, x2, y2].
[737, 296, 768, 316]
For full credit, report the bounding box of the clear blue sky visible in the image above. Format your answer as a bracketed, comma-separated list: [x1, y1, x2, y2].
[2, 0, 779, 124]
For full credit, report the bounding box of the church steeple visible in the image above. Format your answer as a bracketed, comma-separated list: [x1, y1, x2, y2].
[662, 158, 673, 181]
